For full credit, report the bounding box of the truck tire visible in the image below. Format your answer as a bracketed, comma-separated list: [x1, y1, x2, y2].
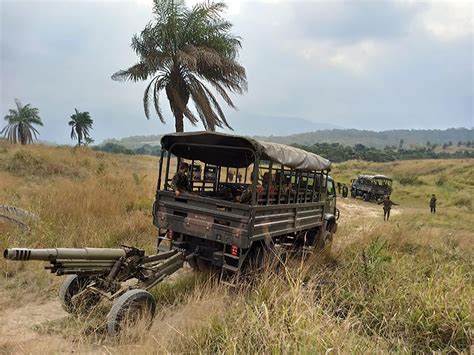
[351, 189, 356, 198]
[106, 289, 156, 338]
[59, 275, 100, 314]
[363, 193, 370, 201]
[316, 230, 333, 255]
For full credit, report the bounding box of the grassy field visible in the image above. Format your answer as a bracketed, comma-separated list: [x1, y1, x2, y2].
[0, 142, 472, 353]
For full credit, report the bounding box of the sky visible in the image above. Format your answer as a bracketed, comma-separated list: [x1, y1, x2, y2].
[0, 0, 473, 144]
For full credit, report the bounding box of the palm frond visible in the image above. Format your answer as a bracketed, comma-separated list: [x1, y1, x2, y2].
[143, 76, 158, 119]
[0, 205, 38, 220]
[153, 77, 167, 123]
[112, 62, 149, 82]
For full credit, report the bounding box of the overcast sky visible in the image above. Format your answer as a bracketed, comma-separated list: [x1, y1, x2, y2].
[1, 0, 472, 144]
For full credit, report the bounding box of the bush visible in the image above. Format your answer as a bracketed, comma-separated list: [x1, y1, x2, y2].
[453, 197, 472, 209]
[436, 175, 447, 186]
[398, 175, 424, 186]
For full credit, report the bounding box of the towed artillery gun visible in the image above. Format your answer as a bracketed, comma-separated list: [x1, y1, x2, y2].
[4, 246, 184, 336]
[4, 132, 338, 337]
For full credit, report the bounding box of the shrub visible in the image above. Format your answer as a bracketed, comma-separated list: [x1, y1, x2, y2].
[436, 175, 447, 186]
[398, 175, 424, 186]
[453, 197, 472, 209]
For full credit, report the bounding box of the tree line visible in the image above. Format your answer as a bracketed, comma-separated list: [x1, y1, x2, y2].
[293, 142, 474, 162]
[92, 141, 474, 162]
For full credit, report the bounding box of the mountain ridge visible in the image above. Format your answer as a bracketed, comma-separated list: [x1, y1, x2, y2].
[103, 127, 473, 149]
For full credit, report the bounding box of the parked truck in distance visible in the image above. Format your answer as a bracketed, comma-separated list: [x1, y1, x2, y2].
[350, 174, 392, 202]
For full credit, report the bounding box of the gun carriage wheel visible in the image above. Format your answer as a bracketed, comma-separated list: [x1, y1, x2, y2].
[59, 275, 101, 314]
[106, 289, 156, 337]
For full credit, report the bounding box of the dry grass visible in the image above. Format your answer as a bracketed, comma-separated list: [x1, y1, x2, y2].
[0, 142, 472, 353]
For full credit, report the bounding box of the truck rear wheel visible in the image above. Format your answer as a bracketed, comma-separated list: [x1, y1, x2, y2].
[106, 289, 156, 338]
[59, 275, 100, 314]
[314, 225, 334, 255]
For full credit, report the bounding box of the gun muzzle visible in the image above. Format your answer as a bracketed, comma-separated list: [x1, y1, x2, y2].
[4, 248, 126, 261]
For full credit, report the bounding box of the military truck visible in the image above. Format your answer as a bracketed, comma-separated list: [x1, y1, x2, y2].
[4, 131, 338, 336]
[154, 132, 338, 274]
[350, 174, 392, 202]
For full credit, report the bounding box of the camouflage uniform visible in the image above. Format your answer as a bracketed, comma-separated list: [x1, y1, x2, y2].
[171, 171, 191, 193]
[342, 184, 348, 198]
[430, 195, 437, 214]
[378, 197, 398, 221]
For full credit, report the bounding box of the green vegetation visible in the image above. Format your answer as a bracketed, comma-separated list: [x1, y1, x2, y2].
[68, 108, 93, 146]
[1, 98, 43, 145]
[112, 0, 247, 132]
[93, 142, 161, 156]
[295, 142, 474, 162]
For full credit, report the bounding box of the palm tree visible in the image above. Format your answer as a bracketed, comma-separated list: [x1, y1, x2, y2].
[69, 108, 93, 146]
[1, 99, 43, 145]
[112, 0, 247, 132]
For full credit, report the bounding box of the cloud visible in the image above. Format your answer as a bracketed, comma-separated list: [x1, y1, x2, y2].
[421, 1, 473, 41]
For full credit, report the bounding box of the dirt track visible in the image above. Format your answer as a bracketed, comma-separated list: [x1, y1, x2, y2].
[0, 198, 400, 353]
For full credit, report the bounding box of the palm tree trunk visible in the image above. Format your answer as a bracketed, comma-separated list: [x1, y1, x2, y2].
[166, 84, 185, 133]
[175, 112, 184, 132]
[19, 124, 27, 145]
[166, 72, 189, 133]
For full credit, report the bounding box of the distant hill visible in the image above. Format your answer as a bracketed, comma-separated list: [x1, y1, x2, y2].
[227, 113, 340, 136]
[255, 128, 473, 149]
[103, 128, 472, 150]
[104, 134, 164, 149]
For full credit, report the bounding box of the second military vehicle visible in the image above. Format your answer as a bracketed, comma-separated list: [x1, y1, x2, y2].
[350, 174, 392, 202]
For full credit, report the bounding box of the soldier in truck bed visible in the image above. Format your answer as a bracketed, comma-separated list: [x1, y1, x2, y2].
[171, 162, 191, 194]
[378, 195, 399, 221]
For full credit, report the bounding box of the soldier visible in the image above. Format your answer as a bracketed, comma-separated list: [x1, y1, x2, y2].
[237, 172, 270, 204]
[378, 195, 398, 221]
[337, 182, 342, 195]
[171, 162, 191, 194]
[430, 194, 437, 214]
[342, 184, 348, 198]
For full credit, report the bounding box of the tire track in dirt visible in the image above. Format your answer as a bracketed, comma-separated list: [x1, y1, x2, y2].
[0, 291, 70, 353]
[335, 197, 401, 247]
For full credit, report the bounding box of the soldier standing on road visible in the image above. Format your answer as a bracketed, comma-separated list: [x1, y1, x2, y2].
[378, 195, 398, 221]
[430, 194, 437, 214]
[342, 184, 348, 198]
[337, 182, 342, 195]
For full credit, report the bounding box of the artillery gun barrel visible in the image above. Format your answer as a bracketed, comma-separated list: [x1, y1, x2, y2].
[3, 248, 126, 261]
